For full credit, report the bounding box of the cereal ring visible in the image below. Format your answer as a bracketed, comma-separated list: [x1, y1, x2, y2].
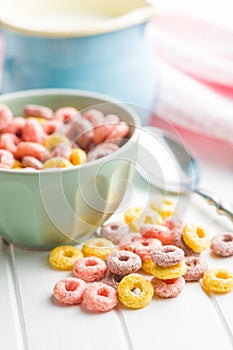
[2, 116, 26, 135]
[140, 224, 173, 245]
[172, 227, 199, 257]
[101, 272, 122, 289]
[0, 104, 13, 131]
[44, 134, 71, 152]
[82, 238, 115, 261]
[93, 124, 114, 144]
[210, 233, 233, 257]
[202, 268, 233, 293]
[0, 149, 14, 169]
[49, 245, 83, 270]
[42, 157, 73, 169]
[22, 118, 47, 144]
[184, 256, 208, 282]
[106, 250, 141, 276]
[124, 238, 162, 262]
[49, 142, 71, 159]
[141, 259, 154, 275]
[183, 224, 211, 253]
[162, 216, 182, 230]
[66, 117, 93, 149]
[150, 196, 175, 219]
[124, 207, 143, 224]
[101, 222, 130, 245]
[0, 133, 20, 154]
[22, 156, 42, 170]
[152, 260, 187, 280]
[87, 144, 118, 162]
[16, 142, 47, 161]
[83, 109, 105, 126]
[23, 104, 53, 119]
[151, 245, 184, 267]
[43, 119, 62, 134]
[70, 148, 87, 165]
[54, 106, 80, 122]
[117, 274, 154, 309]
[12, 160, 23, 169]
[126, 208, 162, 232]
[105, 122, 130, 143]
[73, 256, 107, 282]
[83, 282, 118, 312]
[53, 277, 86, 305]
[151, 276, 185, 298]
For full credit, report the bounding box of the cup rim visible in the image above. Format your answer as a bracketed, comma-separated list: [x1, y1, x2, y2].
[0, 5, 155, 38]
[0, 88, 141, 174]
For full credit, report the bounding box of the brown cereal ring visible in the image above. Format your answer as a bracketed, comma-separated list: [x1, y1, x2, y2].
[106, 250, 141, 276]
[151, 245, 185, 267]
[184, 256, 208, 282]
[23, 104, 54, 119]
[210, 233, 233, 257]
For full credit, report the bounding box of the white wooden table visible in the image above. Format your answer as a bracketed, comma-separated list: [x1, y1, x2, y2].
[0, 158, 233, 350]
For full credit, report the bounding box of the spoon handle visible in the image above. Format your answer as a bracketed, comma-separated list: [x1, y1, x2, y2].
[194, 189, 233, 222]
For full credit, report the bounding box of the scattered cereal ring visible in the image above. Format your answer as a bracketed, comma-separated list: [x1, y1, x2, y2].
[70, 148, 87, 165]
[141, 259, 154, 275]
[172, 227, 199, 257]
[82, 238, 115, 261]
[117, 273, 154, 309]
[44, 134, 71, 152]
[151, 276, 185, 298]
[106, 250, 141, 276]
[150, 196, 175, 219]
[202, 268, 233, 293]
[22, 156, 42, 170]
[210, 233, 233, 257]
[49, 245, 84, 270]
[140, 224, 173, 245]
[23, 104, 54, 119]
[183, 224, 211, 253]
[0, 104, 13, 131]
[184, 256, 208, 282]
[151, 245, 184, 267]
[83, 282, 118, 312]
[101, 221, 130, 245]
[73, 256, 107, 282]
[101, 272, 122, 290]
[124, 238, 162, 262]
[152, 260, 187, 280]
[53, 277, 86, 305]
[16, 142, 47, 161]
[42, 157, 73, 169]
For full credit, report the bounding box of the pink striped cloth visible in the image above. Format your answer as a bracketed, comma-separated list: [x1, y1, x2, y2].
[147, 14, 233, 149]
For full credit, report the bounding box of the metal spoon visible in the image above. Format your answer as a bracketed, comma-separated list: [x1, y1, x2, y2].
[137, 126, 233, 222]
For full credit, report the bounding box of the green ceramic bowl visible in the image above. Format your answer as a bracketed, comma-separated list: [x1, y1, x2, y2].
[0, 89, 140, 250]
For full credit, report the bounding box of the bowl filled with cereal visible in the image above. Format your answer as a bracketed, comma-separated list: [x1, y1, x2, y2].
[0, 89, 140, 250]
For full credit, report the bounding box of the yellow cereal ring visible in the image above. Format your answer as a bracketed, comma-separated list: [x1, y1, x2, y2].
[117, 273, 154, 309]
[182, 223, 211, 253]
[44, 133, 71, 151]
[70, 149, 87, 165]
[150, 196, 175, 219]
[152, 260, 187, 280]
[202, 268, 233, 293]
[124, 207, 143, 224]
[42, 157, 73, 169]
[12, 160, 23, 169]
[125, 207, 162, 232]
[82, 238, 115, 261]
[141, 259, 154, 275]
[49, 245, 83, 270]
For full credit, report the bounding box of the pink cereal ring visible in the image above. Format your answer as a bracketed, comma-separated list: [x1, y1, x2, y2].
[106, 250, 141, 276]
[171, 227, 199, 257]
[22, 118, 47, 144]
[0, 149, 14, 169]
[126, 238, 162, 262]
[83, 109, 105, 126]
[42, 119, 62, 135]
[101, 221, 130, 245]
[53, 277, 86, 305]
[23, 104, 53, 119]
[0, 104, 13, 131]
[151, 245, 185, 267]
[73, 256, 107, 282]
[16, 142, 48, 161]
[54, 107, 80, 122]
[151, 276, 185, 298]
[184, 256, 208, 281]
[105, 122, 130, 142]
[140, 224, 173, 245]
[0, 133, 20, 154]
[210, 233, 233, 257]
[83, 282, 118, 312]
[22, 156, 42, 170]
[93, 124, 113, 144]
[2, 117, 26, 136]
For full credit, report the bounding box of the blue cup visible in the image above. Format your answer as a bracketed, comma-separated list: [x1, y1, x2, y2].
[0, 0, 157, 124]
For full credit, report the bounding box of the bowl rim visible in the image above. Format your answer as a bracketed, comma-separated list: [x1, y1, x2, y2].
[0, 88, 141, 175]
